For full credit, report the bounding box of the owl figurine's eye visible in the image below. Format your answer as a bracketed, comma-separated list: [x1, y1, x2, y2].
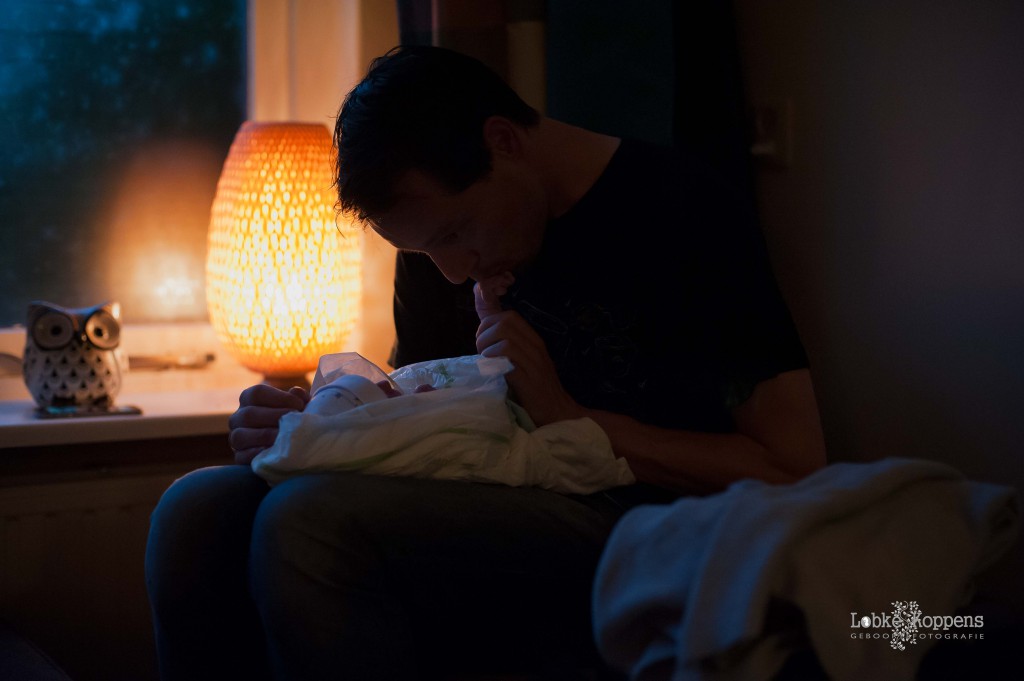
[85, 309, 121, 350]
[32, 312, 75, 349]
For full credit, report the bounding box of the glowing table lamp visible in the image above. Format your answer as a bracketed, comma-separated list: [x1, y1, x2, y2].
[206, 122, 362, 390]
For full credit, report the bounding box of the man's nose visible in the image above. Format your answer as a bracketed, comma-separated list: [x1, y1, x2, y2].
[429, 250, 477, 285]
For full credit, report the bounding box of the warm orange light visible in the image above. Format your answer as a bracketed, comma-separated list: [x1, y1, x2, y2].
[206, 122, 362, 388]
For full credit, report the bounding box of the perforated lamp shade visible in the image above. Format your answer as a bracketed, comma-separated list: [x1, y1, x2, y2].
[206, 122, 362, 389]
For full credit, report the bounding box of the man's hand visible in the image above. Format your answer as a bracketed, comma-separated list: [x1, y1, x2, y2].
[472, 272, 515, 319]
[474, 274, 582, 426]
[476, 311, 582, 426]
[228, 384, 310, 465]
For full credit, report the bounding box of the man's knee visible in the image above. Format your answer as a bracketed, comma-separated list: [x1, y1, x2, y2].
[150, 466, 267, 540]
[249, 473, 386, 581]
[146, 466, 268, 588]
[247, 473, 406, 645]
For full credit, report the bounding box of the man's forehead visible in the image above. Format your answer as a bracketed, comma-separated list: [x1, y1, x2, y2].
[370, 173, 452, 249]
[369, 215, 429, 251]
[391, 168, 457, 204]
[377, 172, 444, 220]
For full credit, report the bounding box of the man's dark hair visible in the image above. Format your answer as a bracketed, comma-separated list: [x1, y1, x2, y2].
[334, 45, 540, 224]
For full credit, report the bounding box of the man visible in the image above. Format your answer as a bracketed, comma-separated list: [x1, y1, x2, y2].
[146, 46, 825, 680]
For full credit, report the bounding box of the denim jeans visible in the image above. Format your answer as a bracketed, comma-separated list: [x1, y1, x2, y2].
[145, 466, 650, 680]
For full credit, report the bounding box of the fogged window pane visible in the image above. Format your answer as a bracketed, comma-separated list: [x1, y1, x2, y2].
[0, 0, 246, 325]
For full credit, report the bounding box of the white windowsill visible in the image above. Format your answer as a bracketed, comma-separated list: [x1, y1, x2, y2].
[0, 389, 245, 448]
[0, 322, 275, 449]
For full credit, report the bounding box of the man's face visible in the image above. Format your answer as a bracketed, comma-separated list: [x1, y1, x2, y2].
[371, 159, 548, 285]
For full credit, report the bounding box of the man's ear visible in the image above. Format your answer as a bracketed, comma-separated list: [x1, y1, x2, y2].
[482, 116, 523, 159]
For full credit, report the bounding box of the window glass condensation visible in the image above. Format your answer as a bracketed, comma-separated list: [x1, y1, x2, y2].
[0, 0, 247, 325]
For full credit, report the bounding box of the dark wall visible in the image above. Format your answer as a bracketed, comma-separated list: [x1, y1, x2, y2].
[735, 0, 1024, 606]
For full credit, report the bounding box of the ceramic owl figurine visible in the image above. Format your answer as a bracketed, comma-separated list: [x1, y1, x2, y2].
[23, 301, 126, 408]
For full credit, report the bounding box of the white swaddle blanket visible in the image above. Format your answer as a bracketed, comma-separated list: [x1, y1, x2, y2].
[251, 353, 635, 495]
[592, 457, 1020, 681]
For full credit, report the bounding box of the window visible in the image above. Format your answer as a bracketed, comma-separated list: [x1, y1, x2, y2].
[0, 0, 246, 326]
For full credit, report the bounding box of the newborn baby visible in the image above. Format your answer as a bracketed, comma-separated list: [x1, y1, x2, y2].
[253, 321, 635, 494]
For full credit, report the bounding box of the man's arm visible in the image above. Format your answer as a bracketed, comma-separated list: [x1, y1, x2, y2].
[576, 369, 826, 494]
[476, 309, 826, 495]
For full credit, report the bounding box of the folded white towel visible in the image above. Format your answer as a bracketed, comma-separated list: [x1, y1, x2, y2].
[592, 458, 1020, 681]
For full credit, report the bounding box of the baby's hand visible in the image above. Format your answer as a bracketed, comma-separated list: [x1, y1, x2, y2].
[375, 380, 436, 397]
[473, 272, 515, 320]
[375, 380, 403, 398]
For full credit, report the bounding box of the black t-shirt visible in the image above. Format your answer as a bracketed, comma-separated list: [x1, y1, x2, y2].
[391, 140, 807, 434]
